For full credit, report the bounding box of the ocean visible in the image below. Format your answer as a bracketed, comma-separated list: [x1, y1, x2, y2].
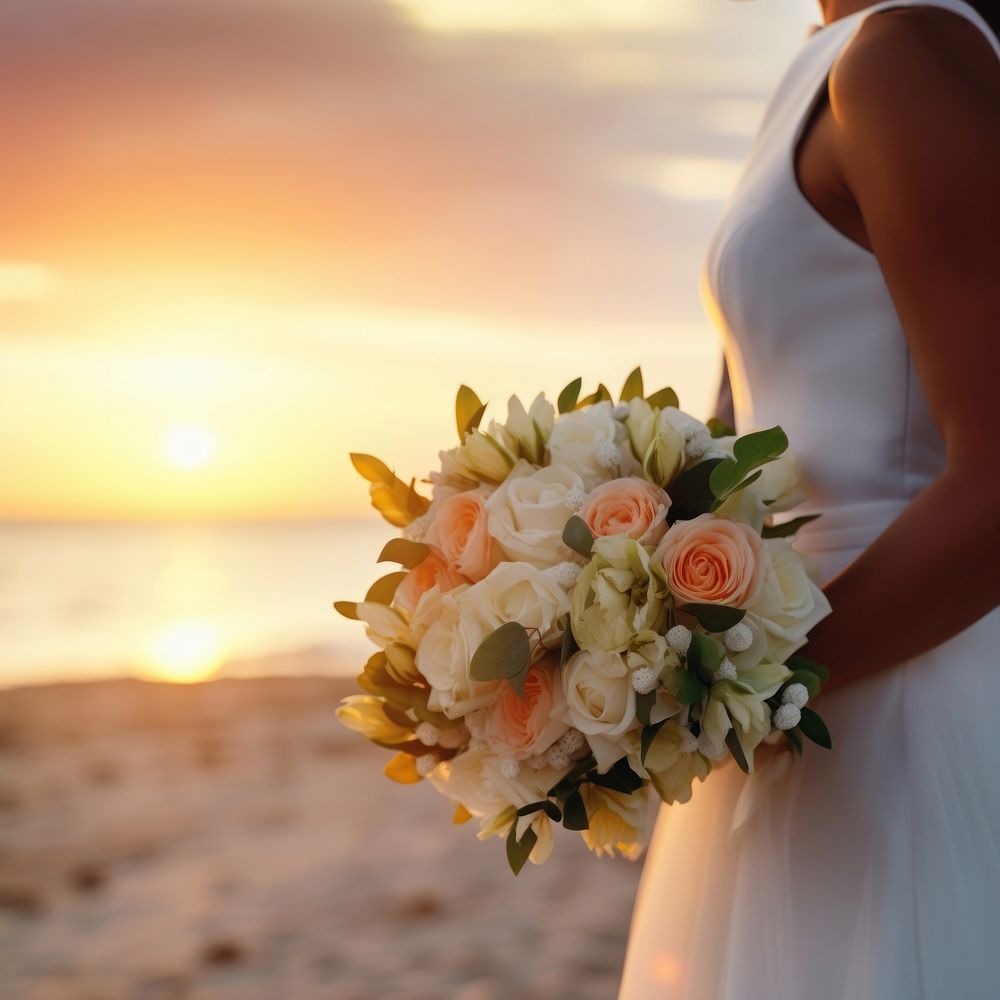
[0, 519, 396, 687]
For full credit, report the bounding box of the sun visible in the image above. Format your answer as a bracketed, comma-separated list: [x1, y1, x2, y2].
[141, 620, 224, 683]
[163, 424, 217, 470]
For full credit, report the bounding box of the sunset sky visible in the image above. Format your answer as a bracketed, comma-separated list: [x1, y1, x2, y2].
[0, 0, 815, 521]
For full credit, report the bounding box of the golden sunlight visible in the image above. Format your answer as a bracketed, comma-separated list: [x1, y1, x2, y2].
[141, 620, 224, 684]
[163, 424, 218, 471]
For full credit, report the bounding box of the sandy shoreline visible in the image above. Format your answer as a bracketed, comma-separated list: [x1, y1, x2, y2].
[0, 671, 642, 999]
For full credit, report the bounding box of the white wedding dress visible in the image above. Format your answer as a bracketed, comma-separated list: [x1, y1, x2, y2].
[619, 2, 1000, 998]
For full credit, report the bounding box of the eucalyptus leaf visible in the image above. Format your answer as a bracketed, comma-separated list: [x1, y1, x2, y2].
[578, 383, 612, 407]
[725, 728, 751, 774]
[686, 633, 725, 676]
[506, 824, 537, 876]
[377, 538, 431, 569]
[455, 385, 485, 439]
[561, 790, 590, 831]
[679, 603, 746, 633]
[558, 377, 583, 414]
[562, 515, 594, 559]
[547, 755, 596, 798]
[333, 600, 360, 620]
[666, 458, 725, 523]
[620, 366, 644, 402]
[706, 416, 736, 438]
[798, 707, 832, 749]
[365, 571, 409, 606]
[673, 669, 707, 706]
[762, 514, 821, 539]
[469, 622, 531, 683]
[708, 426, 788, 501]
[786, 656, 830, 684]
[635, 690, 656, 727]
[588, 756, 644, 794]
[517, 800, 562, 822]
[640, 720, 667, 765]
[646, 386, 680, 410]
[785, 727, 804, 755]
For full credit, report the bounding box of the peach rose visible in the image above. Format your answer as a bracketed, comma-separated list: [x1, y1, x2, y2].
[655, 513, 766, 607]
[484, 660, 568, 760]
[579, 476, 671, 547]
[394, 549, 468, 614]
[424, 490, 498, 583]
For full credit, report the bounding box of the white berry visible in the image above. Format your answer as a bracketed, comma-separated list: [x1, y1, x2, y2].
[612, 402, 630, 420]
[698, 732, 727, 760]
[773, 704, 801, 731]
[782, 682, 810, 709]
[557, 729, 586, 755]
[631, 666, 659, 695]
[594, 441, 621, 471]
[545, 746, 570, 770]
[666, 625, 692, 655]
[564, 486, 588, 512]
[498, 756, 521, 779]
[712, 659, 738, 683]
[554, 561, 582, 589]
[415, 753, 439, 776]
[723, 622, 753, 652]
[415, 721, 440, 747]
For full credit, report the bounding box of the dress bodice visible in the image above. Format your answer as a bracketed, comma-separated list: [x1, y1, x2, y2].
[701, 0, 999, 549]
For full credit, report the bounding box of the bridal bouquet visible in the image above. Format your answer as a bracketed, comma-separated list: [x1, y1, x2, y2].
[335, 369, 832, 873]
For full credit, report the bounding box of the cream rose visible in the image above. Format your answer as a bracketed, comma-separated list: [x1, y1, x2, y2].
[547, 401, 635, 489]
[579, 476, 671, 546]
[745, 539, 831, 662]
[571, 535, 668, 653]
[485, 460, 584, 567]
[484, 659, 568, 759]
[424, 489, 499, 582]
[394, 549, 468, 614]
[561, 647, 638, 771]
[655, 513, 766, 608]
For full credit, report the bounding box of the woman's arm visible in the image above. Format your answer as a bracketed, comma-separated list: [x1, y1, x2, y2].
[798, 8, 1000, 691]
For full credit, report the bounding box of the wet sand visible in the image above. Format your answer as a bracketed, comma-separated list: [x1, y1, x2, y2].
[0, 670, 642, 1000]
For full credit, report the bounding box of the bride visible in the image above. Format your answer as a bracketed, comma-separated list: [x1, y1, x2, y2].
[619, 1, 1000, 997]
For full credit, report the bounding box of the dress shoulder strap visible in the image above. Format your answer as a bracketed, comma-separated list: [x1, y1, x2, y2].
[847, 0, 1000, 58]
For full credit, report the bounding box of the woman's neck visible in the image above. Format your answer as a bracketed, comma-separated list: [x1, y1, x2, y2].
[819, 0, 881, 24]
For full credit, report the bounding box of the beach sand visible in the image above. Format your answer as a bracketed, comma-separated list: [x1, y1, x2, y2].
[0, 666, 642, 1000]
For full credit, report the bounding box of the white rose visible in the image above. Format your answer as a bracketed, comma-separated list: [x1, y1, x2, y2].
[503, 393, 555, 465]
[746, 539, 831, 662]
[415, 590, 498, 718]
[561, 647, 638, 771]
[548, 401, 636, 489]
[485, 459, 584, 567]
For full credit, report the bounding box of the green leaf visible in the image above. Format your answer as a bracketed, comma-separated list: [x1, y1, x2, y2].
[588, 757, 644, 793]
[506, 823, 538, 876]
[455, 385, 486, 439]
[798, 707, 832, 749]
[377, 538, 431, 569]
[646, 386, 679, 410]
[708, 426, 788, 501]
[635, 690, 656, 727]
[333, 600, 360, 620]
[562, 515, 594, 559]
[517, 800, 562, 822]
[706, 416, 735, 438]
[785, 727, 803, 755]
[365, 571, 409, 605]
[547, 754, 596, 798]
[469, 622, 531, 684]
[762, 514, 821, 539]
[725, 728, 751, 774]
[786, 656, 830, 684]
[557, 377, 582, 414]
[787, 669, 821, 700]
[640, 720, 667, 765]
[620, 366, 644, 402]
[678, 603, 746, 633]
[666, 458, 725, 523]
[686, 633, 725, 676]
[577, 383, 613, 407]
[673, 669, 707, 706]
[561, 789, 590, 830]
[559, 619, 579, 669]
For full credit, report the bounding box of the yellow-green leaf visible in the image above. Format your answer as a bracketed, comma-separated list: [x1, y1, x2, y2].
[557, 377, 582, 414]
[365, 571, 408, 605]
[456, 385, 486, 439]
[378, 538, 431, 568]
[333, 600, 360, 620]
[620, 366, 644, 402]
